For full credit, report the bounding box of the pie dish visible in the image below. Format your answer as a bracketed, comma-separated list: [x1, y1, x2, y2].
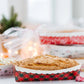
[15, 55, 79, 70]
[40, 29, 84, 45]
[0, 59, 13, 76]
[14, 55, 81, 82]
[45, 45, 84, 59]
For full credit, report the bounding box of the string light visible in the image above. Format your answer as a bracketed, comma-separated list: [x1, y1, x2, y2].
[28, 47, 33, 51]
[0, 53, 4, 58]
[8, 50, 11, 53]
[21, 41, 42, 59]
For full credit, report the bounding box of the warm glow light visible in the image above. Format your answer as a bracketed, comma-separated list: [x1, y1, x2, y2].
[28, 47, 33, 51]
[0, 41, 9, 58]
[0, 53, 8, 58]
[21, 41, 43, 59]
[15, 51, 18, 54]
[33, 51, 38, 56]
[0, 53, 4, 57]
[34, 43, 37, 46]
[8, 50, 11, 53]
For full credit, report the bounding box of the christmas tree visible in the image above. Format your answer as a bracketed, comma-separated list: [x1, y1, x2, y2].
[0, 6, 22, 34]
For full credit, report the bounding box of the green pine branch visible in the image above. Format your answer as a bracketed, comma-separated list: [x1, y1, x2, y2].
[0, 6, 22, 33]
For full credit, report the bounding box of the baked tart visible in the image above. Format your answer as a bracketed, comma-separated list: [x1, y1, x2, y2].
[14, 55, 81, 82]
[15, 55, 79, 70]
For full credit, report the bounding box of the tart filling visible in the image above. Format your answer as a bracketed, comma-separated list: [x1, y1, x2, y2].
[15, 55, 79, 70]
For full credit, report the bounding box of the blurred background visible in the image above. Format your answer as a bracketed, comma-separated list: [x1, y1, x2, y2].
[0, 0, 84, 27]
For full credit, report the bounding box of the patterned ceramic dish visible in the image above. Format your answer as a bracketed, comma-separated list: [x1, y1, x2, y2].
[14, 64, 81, 82]
[0, 64, 13, 76]
[45, 45, 84, 59]
[14, 55, 81, 82]
[40, 29, 84, 45]
[0, 58, 15, 76]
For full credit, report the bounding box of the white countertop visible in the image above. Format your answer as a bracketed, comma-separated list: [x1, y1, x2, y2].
[0, 72, 84, 84]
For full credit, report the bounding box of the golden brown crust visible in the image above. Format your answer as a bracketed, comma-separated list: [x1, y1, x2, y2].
[15, 55, 79, 70]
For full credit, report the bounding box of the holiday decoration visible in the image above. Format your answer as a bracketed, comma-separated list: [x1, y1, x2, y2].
[0, 6, 22, 34]
[3, 28, 44, 59]
[21, 41, 43, 59]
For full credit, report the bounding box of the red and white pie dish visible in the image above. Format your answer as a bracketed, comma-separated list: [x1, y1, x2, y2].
[14, 64, 81, 82]
[40, 29, 84, 45]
